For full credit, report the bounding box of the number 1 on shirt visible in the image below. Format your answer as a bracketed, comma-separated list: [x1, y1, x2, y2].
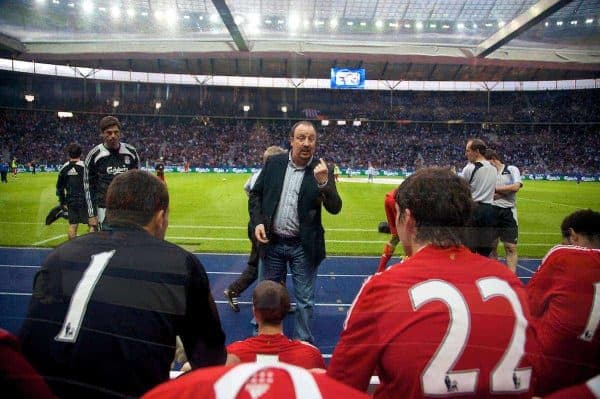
[55, 250, 115, 343]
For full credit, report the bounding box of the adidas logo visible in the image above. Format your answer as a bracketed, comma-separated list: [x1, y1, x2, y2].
[67, 169, 79, 176]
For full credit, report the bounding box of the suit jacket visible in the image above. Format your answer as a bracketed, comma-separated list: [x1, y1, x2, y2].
[249, 152, 342, 267]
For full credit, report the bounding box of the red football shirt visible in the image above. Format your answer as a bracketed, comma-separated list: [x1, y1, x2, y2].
[328, 245, 538, 399]
[544, 374, 600, 399]
[142, 363, 371, 399]
[227, 333, 325, 369]
[384, 189, 398, 236]
[527, 245, 600, 395]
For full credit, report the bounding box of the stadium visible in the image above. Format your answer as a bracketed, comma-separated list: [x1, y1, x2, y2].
[0, 0, 599, 398]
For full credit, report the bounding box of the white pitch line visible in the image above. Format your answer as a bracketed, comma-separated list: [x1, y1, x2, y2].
[0, 292, 32, 296]
[519, 197, 582, 209]
[0, 264, 39, 268]
[32, 235, 67, 246]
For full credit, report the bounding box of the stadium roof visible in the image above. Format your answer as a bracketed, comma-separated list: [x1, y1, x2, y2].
[0, 0, 599, 81]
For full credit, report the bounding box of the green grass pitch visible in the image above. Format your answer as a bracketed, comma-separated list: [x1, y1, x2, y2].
[0, 173, 598, 258]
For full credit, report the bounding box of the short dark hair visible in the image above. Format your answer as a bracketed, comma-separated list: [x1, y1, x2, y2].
[560, 209, 600, 241]
[99, 116, 121, 132]
[252, 280, 291, 325]
[394, 167, 473, 247]
[66, 142, 82, 159]
[468, 138, 487, 155]
[484, 149, 503, 163]
[289, 120, 316, 138]
[106, 170, 169, 226]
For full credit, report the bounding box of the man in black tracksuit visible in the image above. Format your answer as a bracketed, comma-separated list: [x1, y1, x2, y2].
[56, 142, 89, 239]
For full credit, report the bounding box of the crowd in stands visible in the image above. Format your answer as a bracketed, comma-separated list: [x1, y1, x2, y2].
[1, 108, 598, 176]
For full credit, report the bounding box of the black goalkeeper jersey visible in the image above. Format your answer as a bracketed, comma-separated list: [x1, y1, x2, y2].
[56, 160, 86, 206]
[19, 224, 226, 398]
[84, 142, 139, 216]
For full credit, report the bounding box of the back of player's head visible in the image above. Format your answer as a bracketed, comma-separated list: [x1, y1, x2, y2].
[561, 209, 600, 244]
[484, 148, 503, 163]
[106, 170, 169, 226]
[262, 146, 286, 164]
[253, 280, 291, 325]
[467, 138, 487, 155]
[394, 167, 473, 247]
[66, 142, 82, 159]
[289, 120, 316, 138]
[99, 116, 121, 132]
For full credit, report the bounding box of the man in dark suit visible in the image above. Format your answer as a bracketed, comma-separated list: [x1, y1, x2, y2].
[249, 121, 342, 344]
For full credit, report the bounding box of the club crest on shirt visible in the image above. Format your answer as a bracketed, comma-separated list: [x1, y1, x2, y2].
[244, 370, 274, 398]
[124, 157, 130, 165]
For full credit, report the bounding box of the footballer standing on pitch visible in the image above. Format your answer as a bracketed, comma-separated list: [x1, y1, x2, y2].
[84, 116, 139, 230]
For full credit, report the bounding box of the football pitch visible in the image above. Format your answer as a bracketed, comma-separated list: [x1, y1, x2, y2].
[0, 173, 598, 258]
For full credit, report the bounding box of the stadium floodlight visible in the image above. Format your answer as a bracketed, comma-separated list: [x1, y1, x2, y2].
[127, 8, 135, 18]
[82, 0, 93, 14]
[330, 18, 338, 29]
[155, 102, 162, 110]
[183, 15, 190, 20]
[314, 20, 325, 26]
[264, 19, 272, 24]
[359, 21, 366, 26]
[288, 14, 300, 31]
[110, 6, 120, 19]
[485, 22, 493, 27]
[198, 15, 203, 20]
[242, 105, 250, 112]
[337, 120, 346, 126]
[472, 23, 478, 28]
[210, 13, 220, 23]
[57, 112, 73, 118]
[352, 120, 361, 127]
[457, 22, 465, 29]
[35, 0, 46, 5]
[52, 0, 60, 4]
[586, 18, 594, 24]
[442, 24, 450, 29]
[67, 2, 74, 8]
[389, 22, 398, 28]
[113, 100, 120, 108]
[347, 21, 354, 26]
[415, 21, 423, 30]
[570, 20, 577, 25]
[375, 20, 383, 29]
[98, 7, 106, 12]
[498, 21, 505, 27]
[154, 10, 163, 20]
[141, 11, 148, 17]
[404, 23, 411, 28]
[165, 8, 177, 23]
[429, 23, 437, 28]
[277, 19, 284, 25]
[556, 20, 563, 26]
[24, 94, 35, 102]
[280, 105, 288, 113]
[303, 19, 311, 29]
[321, 120, 330, 126]
[234, 15, 244, 25]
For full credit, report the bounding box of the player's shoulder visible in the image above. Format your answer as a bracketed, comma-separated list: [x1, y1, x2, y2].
[541, 244, 600, 266]
[58, 161, 70, 172]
